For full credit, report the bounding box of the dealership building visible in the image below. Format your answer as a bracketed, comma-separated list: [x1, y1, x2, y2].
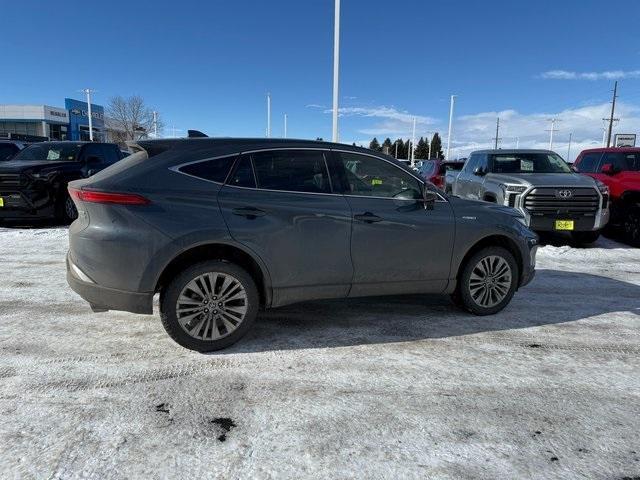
[0, 98, 106, 141]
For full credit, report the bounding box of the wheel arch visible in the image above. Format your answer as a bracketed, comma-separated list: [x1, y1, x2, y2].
[483, 192, 498, 203]
[455, 234, 523, 287]
[155, 242, 272, 308]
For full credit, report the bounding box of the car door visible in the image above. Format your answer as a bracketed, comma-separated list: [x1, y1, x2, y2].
[454, 154, 479, 198]
[331, 150, 455, 297]
[218, 149, 353, 306]
[596, 151, 640, 197]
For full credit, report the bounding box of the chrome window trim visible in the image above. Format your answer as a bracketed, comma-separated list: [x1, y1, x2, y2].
[169, 146, 448, 202]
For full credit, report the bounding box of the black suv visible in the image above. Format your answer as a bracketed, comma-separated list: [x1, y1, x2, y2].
[0, 141, 126, 223]
[66, 138, 538, 352]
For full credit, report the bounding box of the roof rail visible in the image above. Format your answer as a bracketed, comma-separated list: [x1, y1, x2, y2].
[187, 130, 208, 138]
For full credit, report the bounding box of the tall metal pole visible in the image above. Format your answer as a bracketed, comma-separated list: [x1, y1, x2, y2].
[446, 95, 456, 159]
[567, 132, 572, 162]
[428, 135, 432, 159]
[153, 111, 158, 138]
[516, 137, 520, 148]
[284, 113, 288, 138]
[394, 141, 398, 159]
[606, 81, 618, 148]
[331, 0, 340, 142]
[410, 116, 416, 166]
[546, 118, 560, 150]
[83, 88, 94, 141]
[494, 117, 500, 149]
[267, 93, 272, 138]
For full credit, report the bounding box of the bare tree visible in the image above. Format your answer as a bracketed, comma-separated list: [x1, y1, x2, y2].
[106, 95, 163, 145]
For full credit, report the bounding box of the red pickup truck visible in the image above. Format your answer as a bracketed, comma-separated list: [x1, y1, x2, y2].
[573, 147, 640, 245]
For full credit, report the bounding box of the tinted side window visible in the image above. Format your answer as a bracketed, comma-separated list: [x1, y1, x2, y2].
[0, 144, 18, 161]
[339, 152, 422, 199]
[227, 155, 256, 188]
[180, 155, 236, 183]
[102, 145, 120, 164]
[575, 152, 602, 173]
[477, 154, 488, 171]
[252, 150, 331, 193]
[82, 144, 104, 162]
[601, 152, 638, 172]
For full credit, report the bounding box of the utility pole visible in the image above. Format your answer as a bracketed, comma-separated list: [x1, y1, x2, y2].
[515, 137, 520, 148]
[266, 93, 272, 138]
[567, 132, 573, 162]
[80, 88, 96, 141]
[331, 0, 340, 142]
[394, 140, 398, 159]
[493, 117, 500, 149]
[606, 81, 618, 148]
[410, 116, 417, 166]
[428, 136, 432, 159]
[284, 113, 288, 138]
[546, 118, 561, 150]
[446, 95, 456, 159]
[602, 117, 619, 146]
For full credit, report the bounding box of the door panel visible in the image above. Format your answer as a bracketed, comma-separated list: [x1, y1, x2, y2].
[333, 151, 455, 296]
[218, 150, 353, 306]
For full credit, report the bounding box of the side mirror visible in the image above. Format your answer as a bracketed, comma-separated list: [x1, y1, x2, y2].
[422, 188, 437, 210]
[473, 166, 486, 176]
[601, 163, 617, 175]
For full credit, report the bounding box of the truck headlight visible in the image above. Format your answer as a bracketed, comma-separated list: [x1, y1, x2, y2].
[595, 179, 609, 196]
[501, 184, 527, 193]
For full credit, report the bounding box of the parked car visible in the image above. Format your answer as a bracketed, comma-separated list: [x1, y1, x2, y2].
[0, 140, 28, 161]
[449, 149, 610, 245]
[66, 138, 538, 352]
[573, 147, 640, 245]
[0, 141, 127, 223]
[417, 159, 466, 190]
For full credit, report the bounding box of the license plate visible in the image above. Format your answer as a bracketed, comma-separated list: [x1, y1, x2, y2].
[0, 197, 3, 207]
[555, 220, 574, 231]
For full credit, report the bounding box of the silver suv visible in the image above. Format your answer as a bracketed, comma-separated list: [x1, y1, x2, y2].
[450, 149, 610, 244]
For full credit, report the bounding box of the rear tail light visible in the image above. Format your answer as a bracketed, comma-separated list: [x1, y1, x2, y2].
[68, 187, 150, 205]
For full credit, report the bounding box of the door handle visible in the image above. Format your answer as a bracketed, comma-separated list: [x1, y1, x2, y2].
[354, 212, 382, 223]
[232, 207, 266, 218]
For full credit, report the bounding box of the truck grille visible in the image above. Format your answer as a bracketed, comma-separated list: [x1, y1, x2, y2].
[523, 187, 600, 216]
[0, 174, 25, 188]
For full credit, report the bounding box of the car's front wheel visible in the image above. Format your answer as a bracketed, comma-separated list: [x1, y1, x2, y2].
[160, 260, 259, 352]
[56, 192, 78, 224]
[622, 205, 640, 247]
[453, 246, 518, 315]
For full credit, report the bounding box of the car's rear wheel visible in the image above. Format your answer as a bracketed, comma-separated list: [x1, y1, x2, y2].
[570, 230, 600, 246]
[160, 260, 259, 352]
[56, 192, 78, 224]
[454, 246, 518, 315]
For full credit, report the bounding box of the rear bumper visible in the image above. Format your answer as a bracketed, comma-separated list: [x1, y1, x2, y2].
[66, 253, 153, 314]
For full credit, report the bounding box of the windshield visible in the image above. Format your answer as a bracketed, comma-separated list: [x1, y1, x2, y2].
[11, 143, 83, 162]
[490, 153, 571, 174]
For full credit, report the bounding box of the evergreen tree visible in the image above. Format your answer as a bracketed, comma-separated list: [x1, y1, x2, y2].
[430, 132, 444, 159]
[381, 137, 393, 155]
[369, 137, 382, 151]
[414, 136, 429, 159]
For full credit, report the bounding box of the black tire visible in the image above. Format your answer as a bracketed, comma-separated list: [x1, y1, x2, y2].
[55, 192, 78, 224]
[452, 246, 518, 316]
[160, 260, 259, 352]
[570, 230, 601, 246]
[622, 205, 640, 247]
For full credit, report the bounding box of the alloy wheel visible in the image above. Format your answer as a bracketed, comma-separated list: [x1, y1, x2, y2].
[468, 255, 513, 308]
[175, 272, 248, 340]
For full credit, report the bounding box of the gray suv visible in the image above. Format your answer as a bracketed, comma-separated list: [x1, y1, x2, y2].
[66, 138, 537, 351]
[450, 149, 610, 245]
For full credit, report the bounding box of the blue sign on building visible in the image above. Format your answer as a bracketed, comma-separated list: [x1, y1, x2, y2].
[64, 98, 105, 141]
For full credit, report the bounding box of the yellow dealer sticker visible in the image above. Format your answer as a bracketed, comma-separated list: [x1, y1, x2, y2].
[555, 220, 574, 231]
[0, 197, 4, 207]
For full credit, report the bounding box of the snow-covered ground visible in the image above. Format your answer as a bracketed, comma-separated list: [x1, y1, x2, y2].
[0, 227, 638, 479]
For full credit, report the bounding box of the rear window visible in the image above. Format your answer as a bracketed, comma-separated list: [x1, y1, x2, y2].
[179, 156, 237, 183]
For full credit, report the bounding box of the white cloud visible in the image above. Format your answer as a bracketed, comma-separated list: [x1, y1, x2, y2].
[305, 103, 326, 109]
[324, 105, 437, 126]
[540, 69, 640, 80]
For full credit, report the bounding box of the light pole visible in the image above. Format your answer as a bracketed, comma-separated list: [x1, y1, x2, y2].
[567, 132, 572, 162]
[153, 111, 158, 138]
[446, 94, 456, 159]
[81, 88, 95, 141]
[284, 113, 288, 138]
[410, 116, 417, 166]
[331, 0, 340, 142]
[267, 93, 272, 138]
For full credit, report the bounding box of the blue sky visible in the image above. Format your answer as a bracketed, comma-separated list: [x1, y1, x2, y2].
[2, 0, 640, 159]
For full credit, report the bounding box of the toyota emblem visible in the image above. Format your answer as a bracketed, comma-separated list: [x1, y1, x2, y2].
[557, 189, 573, 199]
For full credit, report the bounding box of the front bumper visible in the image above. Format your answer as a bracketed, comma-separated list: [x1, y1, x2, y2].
[0, 189, 56, 219]
[66, 253, 153, 314]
